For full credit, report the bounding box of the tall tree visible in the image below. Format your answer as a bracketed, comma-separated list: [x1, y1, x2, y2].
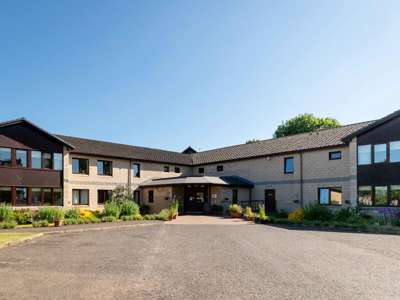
[274, 114, 340, 138]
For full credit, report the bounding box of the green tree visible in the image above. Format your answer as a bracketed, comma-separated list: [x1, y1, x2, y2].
[274, 114, 340, 138]
[246, 139, 261, 144]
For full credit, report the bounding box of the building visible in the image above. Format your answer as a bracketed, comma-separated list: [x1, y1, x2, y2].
[0, 110, 399, 213]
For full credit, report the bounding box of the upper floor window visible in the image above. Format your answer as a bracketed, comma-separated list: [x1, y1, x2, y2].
[374, 144, 387, 163]
[42, 153, 52, 169]
[16, 150, 27, 168]
[97, 160, 112, 176]
[198, 167, 204, 174]
[284, 157, 294, 174]
[132, 163, 140, 178]
[164, 166, 170, 172]
[358, 145, 371, 165]
[390, 141, 400, 163]
[72, 158, 89, 175]
[329, 151, 342, 160]
[319, 187, 342, 205]
[174, 167, 181, 173]
[31, 151, 42, 169]
[217, 165, 224, 172]
[53, 153, 63, 170]
[0, 148, 11, 167]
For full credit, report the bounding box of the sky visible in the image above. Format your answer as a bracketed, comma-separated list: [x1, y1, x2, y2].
[1, 0, 400, 152]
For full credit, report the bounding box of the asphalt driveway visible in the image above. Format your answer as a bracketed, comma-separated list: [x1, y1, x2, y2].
[0, 216, 400, 299]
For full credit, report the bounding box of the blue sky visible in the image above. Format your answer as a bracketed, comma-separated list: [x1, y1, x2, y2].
[1, 0, 399, 152]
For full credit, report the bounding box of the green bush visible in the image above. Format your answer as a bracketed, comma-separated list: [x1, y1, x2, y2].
[36, 207, 64, 223]
[0, 220, 17, 229]
[334, 208, 360, 222]
[64, 208, 80, 219]
[119, 200, 140, 217]
[143, 214, 157, 220]
[87, 216, 101, 223]
[169, 200, 179, 218]
[0, 203, 14, 222]
[103, 201, 120, 218]
[156, 209, 170, 221]
[32, 220, 49, 227]
[13, 209, 34, 224]
[101, 216, 117, 222]
[257, 204, 268, 222]
[121, 214, 143, 221]
[303, 204, 332, 221]
[64, 218, 78, 225]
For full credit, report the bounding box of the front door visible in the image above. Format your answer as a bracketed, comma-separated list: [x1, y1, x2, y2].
[264, 189, 276, 213]
[184, 185, 208, 213]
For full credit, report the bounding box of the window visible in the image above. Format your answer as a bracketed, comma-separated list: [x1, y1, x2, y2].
[134, 190, 141, 204]
[148, 190, 154, 203]
[164, 166, 170, 172]
[31, 188, 42, 206]
[390, 141, 400, 163]
[98, 190, 112, 204]
[374, 144, 387, 163]
[132, 163, 140, 178]
[0, 148, 11, 167]
[31, 151, 41, 169]
[0, 187, 11, 204]
[358, 145, 371, 165]
[358, 186, 372, 206]
[16, 187, 28, 206]
[43, 188, 52, 206]
[319, 188, 342, 205]
[72, 189, 89, 205]
[16, 150, 27, 167]
[329, 151, 342, 160]
[54, 189, 63, 206]
[53, 153, 63, 170]
[284, 157, 294, 174]
[43, 153, 52, 169]
[374, 186, 388, 206]
[72, 158, 89, 174]
[174, 167, 181, 173]
[217, 165, 223, 172]
[232, 189, 238, 204]
[390, 185, 400, 206]
[97, 160, 112, 176]
[198, 167, 204, 174]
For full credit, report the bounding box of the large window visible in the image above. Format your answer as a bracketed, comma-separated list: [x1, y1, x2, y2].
[98, 190, 112, 204]
[15, 187, 28, 206]
[31, 188, 42, 206]
[72, 189, 89, 205]
[390, 185, 400, 206]
[284, 157, 294, 174]
[0, 187, 11, 204]
[53, 153, 63, 170]
[390, 141, 400, 163]
[132, 163, 140, 178]
[72, 158, 89, 174]
[374, 186, 388, 206]
[358, 145, 371, 165]
[16, 150, 27, 168]
[0, 148, 11, 167]
[43, 153, 52, 169]
[319, 187, 342, 205]
[31, 151, 42, 169]
[329, 151, 342, 160]
[358, 186, 372, 206]
[43, 188, 52, 206]
[97, 160, 112, 176]
[148, 190, 154, 203]
[54, 189, 63, 206]
[374, 144, 387, 163]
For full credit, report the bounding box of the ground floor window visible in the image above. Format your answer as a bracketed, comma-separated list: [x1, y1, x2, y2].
[72, 189, 89, 205]
[390, 186, 400, 206]
[15, 188, 28, 206]
[318, 187, 342, 205]
[358, 185, 400, 207]
[98, 190, 112, 204]
[0, 187, 12, 204]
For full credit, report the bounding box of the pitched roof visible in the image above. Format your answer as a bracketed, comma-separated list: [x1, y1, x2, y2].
[191, 121, 374, 165]
[55, 134, 192, 165]
[139, 175, 254, 187]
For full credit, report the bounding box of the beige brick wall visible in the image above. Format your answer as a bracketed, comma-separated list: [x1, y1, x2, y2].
[141, 186, 173, 213]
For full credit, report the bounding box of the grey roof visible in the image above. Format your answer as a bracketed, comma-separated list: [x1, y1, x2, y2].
[56, 134, 192, 165]
[191, 121, 373, 165]
[139, 175, 254, 187]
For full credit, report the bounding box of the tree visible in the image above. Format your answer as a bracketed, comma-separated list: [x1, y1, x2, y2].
[273, 114, 340, 138]
[246, 139, 261, 144]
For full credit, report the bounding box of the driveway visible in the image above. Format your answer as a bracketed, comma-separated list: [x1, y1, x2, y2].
[0, 216, 400, 299]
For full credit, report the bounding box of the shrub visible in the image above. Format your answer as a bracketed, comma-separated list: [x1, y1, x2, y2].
[243, 207, 254, 221]
[64, 218, 78, 225]
[143, 214, 157, 220]
[87, 216, 101, 223]
[288, 208, 305, 222]
[112, 185, 133, 203]
[0, 203, 14, 222]
[32, 220, 49, 227]
[101, 216, 117, 222]
[119, 200, 140, 217]
[169, 200, 179, 219]
[303, 204, 332, 221]
[0, 220, 17, 229]
[257, 204, 268, 222]
[121, 214, 143, 221]
[79, 209, 95, 219]
[156, 209, 170, 221]
[103, 201, 120, 218]
[13, 209, 34, 224]
[65, 208, 80, 219]
[229, 204, 242, 218]
[36, 207, 64, 223]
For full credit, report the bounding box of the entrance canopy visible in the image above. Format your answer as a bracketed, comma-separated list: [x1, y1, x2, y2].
[139, 175, 254, 188]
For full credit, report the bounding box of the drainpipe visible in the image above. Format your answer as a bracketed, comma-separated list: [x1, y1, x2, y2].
[300, 152, 304, 208]
[128, 159, 132, 190]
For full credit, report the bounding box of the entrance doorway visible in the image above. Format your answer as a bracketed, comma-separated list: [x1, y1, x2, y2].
[184, 185, 208, 213]
[264, 189, 276, 212]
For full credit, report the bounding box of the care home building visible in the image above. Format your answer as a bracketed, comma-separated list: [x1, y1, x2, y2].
[1, 110, 400, 214]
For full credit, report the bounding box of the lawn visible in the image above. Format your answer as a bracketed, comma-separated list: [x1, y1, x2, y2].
[0, 233, 37, 247]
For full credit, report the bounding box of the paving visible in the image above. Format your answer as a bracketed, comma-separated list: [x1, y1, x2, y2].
[0, 216, 400, 299]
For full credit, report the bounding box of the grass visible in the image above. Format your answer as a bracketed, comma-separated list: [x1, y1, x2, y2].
[0, 233, 37, 246]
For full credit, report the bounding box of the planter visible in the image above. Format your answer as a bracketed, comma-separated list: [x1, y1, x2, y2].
[54, 219, 63, 227]
[230, 212, 242, 218]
